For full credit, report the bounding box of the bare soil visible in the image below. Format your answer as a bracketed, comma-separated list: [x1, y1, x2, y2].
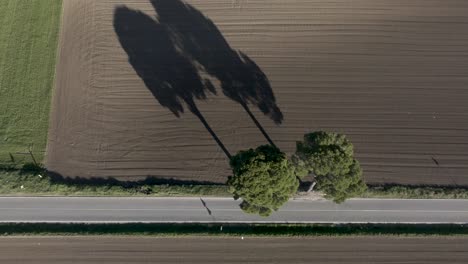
[47, 0, 468, 185]
[1, 236, 468, 263]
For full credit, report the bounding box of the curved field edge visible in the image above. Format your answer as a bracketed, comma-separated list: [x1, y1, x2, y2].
[0, 0, 63, 167]
[0, 223, 467, 237]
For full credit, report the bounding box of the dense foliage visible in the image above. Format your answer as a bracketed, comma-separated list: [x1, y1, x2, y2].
[228, 145, 299, 216]
[294, 131, 366, 203]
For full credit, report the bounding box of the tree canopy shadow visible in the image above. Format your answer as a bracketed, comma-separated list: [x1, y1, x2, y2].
[46, 170, 224, 194]
[114, 0, 283, 157]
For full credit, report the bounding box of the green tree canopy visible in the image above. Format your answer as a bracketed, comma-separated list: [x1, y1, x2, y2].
[296, 131, 354, 158]
[294, 131, 366, 203]
[315, 159, 367, 203]
[228, 145, 299, 217]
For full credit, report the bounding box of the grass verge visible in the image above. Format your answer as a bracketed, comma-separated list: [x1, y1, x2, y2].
[0, 168, 229, 196]
[2, 167, 468, 198]
[0, 223, 467, 236]
[363, 185, 468, 199]
[0, 0, 63, 167]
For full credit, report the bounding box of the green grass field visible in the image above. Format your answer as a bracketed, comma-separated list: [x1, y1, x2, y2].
[0, 0, 62, 167]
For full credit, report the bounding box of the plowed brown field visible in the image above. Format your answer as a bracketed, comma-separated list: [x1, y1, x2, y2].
[2, 236, 468, 263]
[47, 0, 468, 185]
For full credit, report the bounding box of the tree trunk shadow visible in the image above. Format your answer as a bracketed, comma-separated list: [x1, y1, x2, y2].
[187, 102, 232, 159]
[241, 102, 277, 148]
[114, 0, 283, 160]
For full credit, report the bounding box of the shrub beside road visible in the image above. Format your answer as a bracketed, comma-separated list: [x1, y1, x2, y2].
[0, 223, 467, 236]
[1, 167, 468, 199]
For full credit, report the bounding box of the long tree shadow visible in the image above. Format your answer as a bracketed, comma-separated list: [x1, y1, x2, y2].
[46, 170, 224, 187]
[114, 0, 283, 157]
[43, 170, 224, 195]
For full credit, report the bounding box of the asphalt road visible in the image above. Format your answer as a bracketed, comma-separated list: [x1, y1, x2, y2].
[1, 197, 468, 223]
[1, 236, 468, 264]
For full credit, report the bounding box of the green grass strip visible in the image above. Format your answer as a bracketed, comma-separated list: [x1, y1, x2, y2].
[0, 168, 229, 196]
[0, 0, 63, 167]
[2, 167, 468, 198]
[363, 185, 468, 199]
[1, 223, 468, 236]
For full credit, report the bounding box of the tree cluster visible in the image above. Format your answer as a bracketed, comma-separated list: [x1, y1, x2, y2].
[227, 131, 366, 216]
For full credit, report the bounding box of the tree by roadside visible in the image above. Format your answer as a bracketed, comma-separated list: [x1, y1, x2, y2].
[227, 145, 299, 217]
[294, 131, 366, 203]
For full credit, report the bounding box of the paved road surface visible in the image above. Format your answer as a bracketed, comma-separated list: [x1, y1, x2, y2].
[1, 197, 468, 223]
[1, 236, 467, 264]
